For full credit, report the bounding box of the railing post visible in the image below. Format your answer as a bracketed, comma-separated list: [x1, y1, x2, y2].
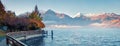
[6, 35, 9, 45]
[6, 35, 27, 46]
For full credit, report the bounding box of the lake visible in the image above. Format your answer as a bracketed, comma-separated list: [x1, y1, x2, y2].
[21, 27, 120, 46]
[0, 36, 6, 46]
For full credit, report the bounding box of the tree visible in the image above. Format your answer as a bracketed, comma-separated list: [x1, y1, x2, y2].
[28, 5, 45, 30]
[0, 0, 6, 16]
[6, 11, 16, 18]
[0, 1, 45, 31]
[29, 5, 42, 21]
[0, 1, 6, 26]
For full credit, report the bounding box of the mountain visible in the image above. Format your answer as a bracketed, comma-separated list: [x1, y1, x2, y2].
[43, 9, 59, 21]
[109, 19, 120, 28]
[88, 13, 120, 28]
[41, 9, 120, 28]
[73, 12, 81, 18]
[89, 13, 120, 21]
[72, 13, 92, 25]
[42, 9, 73, 25]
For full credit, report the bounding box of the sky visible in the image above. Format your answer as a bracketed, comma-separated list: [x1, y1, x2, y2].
[1, 0, 120, 17]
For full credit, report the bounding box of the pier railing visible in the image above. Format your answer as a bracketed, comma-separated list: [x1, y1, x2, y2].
[6, 30, 42, 38]
[6, 30, 47, 46]
[6, 35, 27, 46]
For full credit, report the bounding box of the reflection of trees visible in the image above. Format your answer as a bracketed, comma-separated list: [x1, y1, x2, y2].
[21, 37, 45, 46]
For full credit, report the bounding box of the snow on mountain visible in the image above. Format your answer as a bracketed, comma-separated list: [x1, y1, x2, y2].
[43, 9, 59, 21]
[40, 10, 120, 28]
[73, 12, 81, 18]
[89, 13, 120, 21]
[42, 9, 73, 25]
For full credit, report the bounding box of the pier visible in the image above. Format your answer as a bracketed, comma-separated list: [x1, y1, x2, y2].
[6, 30, 48, 46]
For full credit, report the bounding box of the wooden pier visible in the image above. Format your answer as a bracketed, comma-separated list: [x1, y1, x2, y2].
[6, 35, 27, 46]
[6, 30, 48, 46]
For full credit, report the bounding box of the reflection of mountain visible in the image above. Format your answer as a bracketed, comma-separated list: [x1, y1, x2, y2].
[40, 9, 120, 28]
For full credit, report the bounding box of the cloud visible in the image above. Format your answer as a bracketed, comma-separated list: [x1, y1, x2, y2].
[90, 23, 107, 27]
[85, 13, 104, 17]
[43, 21, 57, 23]
[47, 25, 82, 28]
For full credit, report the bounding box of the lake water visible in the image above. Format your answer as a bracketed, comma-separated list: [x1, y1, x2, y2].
[22, 27, 120, 46]
[0, 36, 6, 46]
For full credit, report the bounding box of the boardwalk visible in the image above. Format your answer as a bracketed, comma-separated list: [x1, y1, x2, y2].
[6, 30, 45, 46]
[7, 30, 42, 38]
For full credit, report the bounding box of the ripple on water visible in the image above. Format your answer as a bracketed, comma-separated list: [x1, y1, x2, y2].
[20, 28, 120, 46]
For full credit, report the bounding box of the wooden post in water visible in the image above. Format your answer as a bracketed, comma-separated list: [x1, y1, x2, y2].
[42, 30, 44, 37]
[46, 31, 48, 36]
[51, 30, 53, 40]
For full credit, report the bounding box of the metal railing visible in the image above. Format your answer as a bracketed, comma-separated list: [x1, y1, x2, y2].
[6, 30, 48, 46]
[6, 35, 27, 46]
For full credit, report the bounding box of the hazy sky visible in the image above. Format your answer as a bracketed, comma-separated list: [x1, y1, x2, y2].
[1, 0, 120, 16]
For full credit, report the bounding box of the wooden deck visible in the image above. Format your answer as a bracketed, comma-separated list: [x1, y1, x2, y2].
[6, 30, 47, 46]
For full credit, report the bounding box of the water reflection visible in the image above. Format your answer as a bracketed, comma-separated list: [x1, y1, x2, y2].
[21, 28, 120, 46]
[0, 36, 6, 46]
[21, 36, 45, 46]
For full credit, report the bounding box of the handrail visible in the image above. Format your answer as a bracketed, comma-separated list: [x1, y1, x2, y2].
[6, 30, 47, 46]
[6, 35, 27, 46]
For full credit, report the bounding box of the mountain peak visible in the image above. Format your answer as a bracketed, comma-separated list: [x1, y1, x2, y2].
[46, 9, 54, 12]
[73, 12, 84, 18]
[102, 13, 118, 16]
[44, 9, 56, 15]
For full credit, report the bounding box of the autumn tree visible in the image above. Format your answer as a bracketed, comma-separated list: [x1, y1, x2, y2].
[29, 5, 42, 21]
[0, 1, 6, 26]
[28, 5, 45, 30]
[6, 11, 16, 18]
[0, 1, 45, 31]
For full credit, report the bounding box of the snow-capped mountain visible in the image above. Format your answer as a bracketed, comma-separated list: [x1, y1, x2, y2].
[40, 10, 120, 28]
[43, 9, 60, 21]
[71, 13, 92, 25]
[42, 9, 73, 25]
[86, 13, 120, 28]
[89, 13, 120, 21]
[73, 12, 81, 18]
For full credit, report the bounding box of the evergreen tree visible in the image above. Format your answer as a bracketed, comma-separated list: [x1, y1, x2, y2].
[29, 5, 42, 21]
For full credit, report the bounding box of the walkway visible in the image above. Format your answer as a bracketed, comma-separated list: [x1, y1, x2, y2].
[6, 30, 45, 46]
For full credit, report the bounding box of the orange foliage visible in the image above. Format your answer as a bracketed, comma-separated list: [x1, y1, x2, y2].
[0, 1, 45, 31]
[29, 19, 45, 28]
